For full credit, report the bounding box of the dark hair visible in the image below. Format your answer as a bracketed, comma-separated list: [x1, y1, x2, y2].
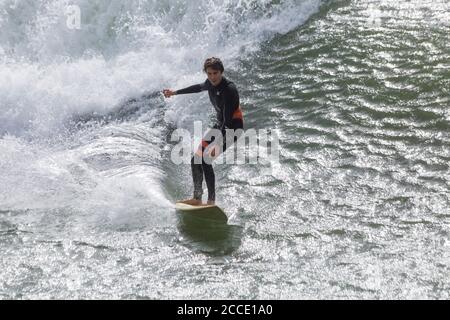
[203, 57, 224, 73]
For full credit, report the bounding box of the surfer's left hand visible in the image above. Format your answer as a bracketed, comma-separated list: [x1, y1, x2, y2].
[163, 89, 176, 98]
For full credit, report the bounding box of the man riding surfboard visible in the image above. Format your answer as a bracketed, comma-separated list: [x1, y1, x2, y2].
[163, 57, 244, 206]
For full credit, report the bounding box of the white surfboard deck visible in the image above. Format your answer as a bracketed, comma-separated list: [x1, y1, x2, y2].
[175, 202, 228, 223]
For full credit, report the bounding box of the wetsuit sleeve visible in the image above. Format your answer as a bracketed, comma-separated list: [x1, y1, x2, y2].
[222, 84, 240, 130]
[176, 80, 209, 95]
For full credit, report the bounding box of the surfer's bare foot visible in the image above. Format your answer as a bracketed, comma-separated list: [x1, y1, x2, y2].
[207, 200, 215, 206]
[178, 199, 202, 206]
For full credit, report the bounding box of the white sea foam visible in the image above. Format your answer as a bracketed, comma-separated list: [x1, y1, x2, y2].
[0, 0, 321, 212]
[0, 0, 321, 136]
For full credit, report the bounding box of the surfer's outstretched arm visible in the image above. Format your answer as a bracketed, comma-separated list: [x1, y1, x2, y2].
[163, 80, 209, 98]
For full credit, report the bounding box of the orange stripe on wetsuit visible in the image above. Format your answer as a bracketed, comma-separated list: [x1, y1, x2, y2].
[232, 105, 244, 121]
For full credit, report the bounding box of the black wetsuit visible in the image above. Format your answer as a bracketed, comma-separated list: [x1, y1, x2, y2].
[176, 77, 244, 201]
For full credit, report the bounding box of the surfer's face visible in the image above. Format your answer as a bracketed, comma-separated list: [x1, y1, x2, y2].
[206, 68, 223, 86]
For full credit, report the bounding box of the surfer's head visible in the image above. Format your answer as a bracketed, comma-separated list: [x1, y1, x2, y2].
[204, 57, 224, 86]
[204, 57, 224, 73]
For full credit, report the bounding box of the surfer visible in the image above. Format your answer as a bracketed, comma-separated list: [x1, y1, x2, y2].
[163, 57, 244, 206]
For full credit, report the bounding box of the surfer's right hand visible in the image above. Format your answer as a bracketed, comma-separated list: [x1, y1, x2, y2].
[163, 89, 176, 98]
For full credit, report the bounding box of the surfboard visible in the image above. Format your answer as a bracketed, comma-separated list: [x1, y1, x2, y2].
[175, 202, 228, 223]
